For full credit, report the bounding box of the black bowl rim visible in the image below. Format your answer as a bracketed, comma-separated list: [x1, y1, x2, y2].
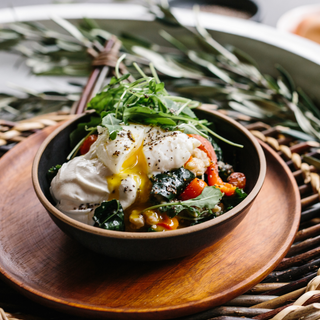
[169, 0, 260, 22]
[32, 108, 266, 240]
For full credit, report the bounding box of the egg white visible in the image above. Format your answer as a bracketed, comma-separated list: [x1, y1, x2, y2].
[95, 125, 146, 174]
[50, 156, 111, 225]
[143, 127, 201, 176]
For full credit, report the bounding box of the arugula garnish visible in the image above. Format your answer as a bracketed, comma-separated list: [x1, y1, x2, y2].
[93, 199, 125, 231]
[68, 69, 243, 159]
[101, 113, 123, 140]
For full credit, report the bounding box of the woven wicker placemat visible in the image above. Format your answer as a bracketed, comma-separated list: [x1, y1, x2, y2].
[0, 112, 320, 320]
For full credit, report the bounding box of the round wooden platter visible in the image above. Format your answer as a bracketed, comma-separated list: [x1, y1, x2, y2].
[0, 125, 300, 320]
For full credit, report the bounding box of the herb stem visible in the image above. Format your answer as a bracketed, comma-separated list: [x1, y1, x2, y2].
[133, 62, 148, 79]
[142, 201, 183, 212]
[102, 211, 118, 224]
[115, 54, 126, 79]
[149, 63, 160, 84]
[115, 89, 127, 118]
[176, 99, 191, 115]
[198, 123, 244, 148]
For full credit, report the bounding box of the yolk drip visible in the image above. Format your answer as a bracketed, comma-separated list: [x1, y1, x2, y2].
[106, 143, 152, 208]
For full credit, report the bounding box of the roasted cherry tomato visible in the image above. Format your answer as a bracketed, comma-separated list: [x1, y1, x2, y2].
[80, 134, 98, 155]
[180, 178, 207, 201]
[228, 172, 246, 189]
[214, 183, 237, 196]
[206, 163, 221, 185]
[157, 215, 179, 230]
[207, 163, 236, 196]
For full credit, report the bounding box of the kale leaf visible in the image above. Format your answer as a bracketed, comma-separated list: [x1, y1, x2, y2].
[150, 168, 195, 202]
[93, 199, 125, 231]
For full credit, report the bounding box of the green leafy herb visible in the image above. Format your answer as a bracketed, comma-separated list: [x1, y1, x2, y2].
[145, 186, 223, 218]
[222, 187, 247, 211]
[87, 73, 131, 115]
[122, 106, 177, 126]
[46, 164, 61, 183]
[160, 203, 199, 219]
[93, 199, 125, 231]
[178, 186, 223, 210]
[276, 126, 317, 142]
[101, 113, 123, 140]
[0, 90, 78, 122]
[69, 114, 101, 148]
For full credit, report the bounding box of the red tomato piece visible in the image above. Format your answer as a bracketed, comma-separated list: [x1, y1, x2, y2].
[215, 183, 236, 196]
[207, 163, 223, 185]
[228, 172, 246, 189]
[80, 134, 98, 155]
[180, 178, 208, 201]
[207, 164, 236, 196]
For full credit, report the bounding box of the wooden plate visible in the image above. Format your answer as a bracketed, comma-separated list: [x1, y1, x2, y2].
[0, 126, 300, 320]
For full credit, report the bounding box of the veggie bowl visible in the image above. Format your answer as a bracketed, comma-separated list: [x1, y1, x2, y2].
[32, 75, 266, 261]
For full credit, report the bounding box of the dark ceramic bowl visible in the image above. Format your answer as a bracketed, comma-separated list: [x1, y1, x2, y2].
[32, 107, 266, 261]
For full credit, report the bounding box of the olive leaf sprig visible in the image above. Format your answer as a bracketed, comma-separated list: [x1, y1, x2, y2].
[140, 1, 320, 142]
[0, 3, 320, 142]
[0, 20, 92, 76]
[0, 89, 79, 122]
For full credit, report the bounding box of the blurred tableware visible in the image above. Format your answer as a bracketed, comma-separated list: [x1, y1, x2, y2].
[277, 4, 320, 44]
[169, 0, 260, 21]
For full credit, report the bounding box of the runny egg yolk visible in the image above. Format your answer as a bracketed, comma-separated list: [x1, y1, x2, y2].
[106, 142, 152, 209]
